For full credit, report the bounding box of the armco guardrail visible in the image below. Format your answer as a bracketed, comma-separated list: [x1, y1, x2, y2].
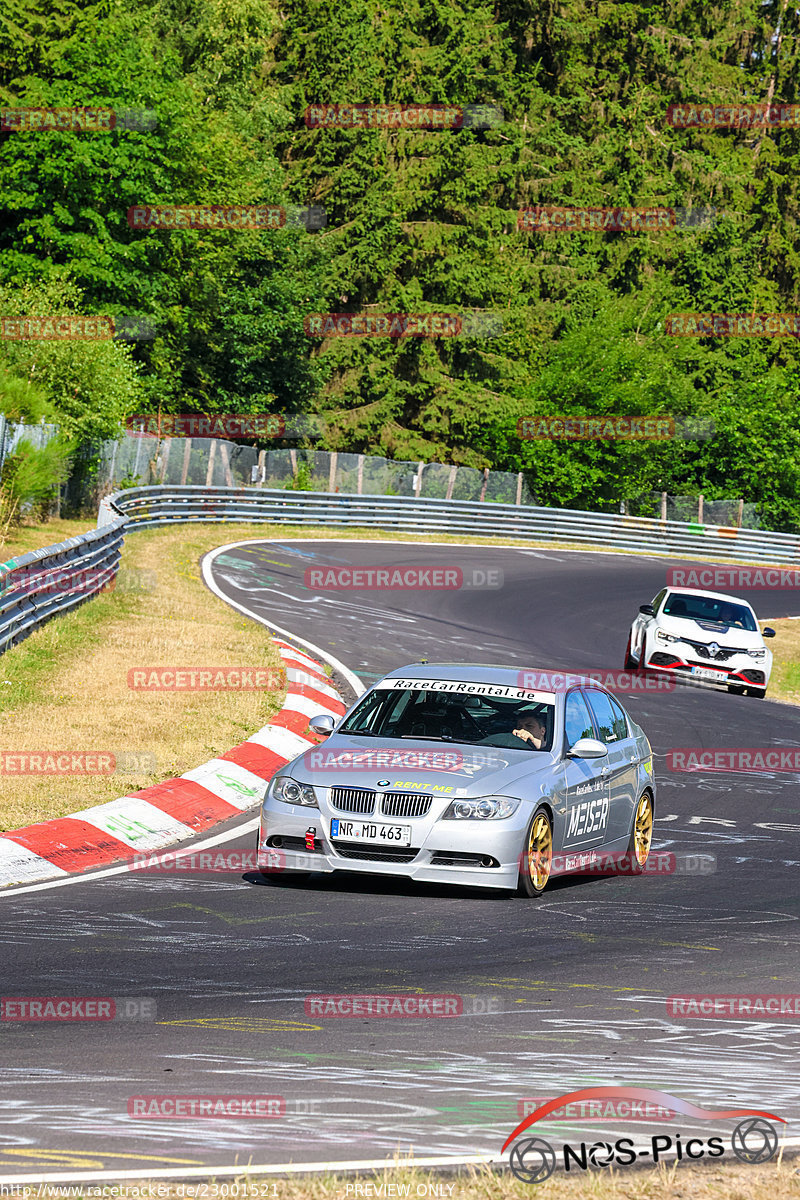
[99, 485, 800, 565]
[0, 517, 126, 656]
[3, 482, 796, 659]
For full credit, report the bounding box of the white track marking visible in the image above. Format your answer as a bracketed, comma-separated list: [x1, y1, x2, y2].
[203, 543, 365, 697]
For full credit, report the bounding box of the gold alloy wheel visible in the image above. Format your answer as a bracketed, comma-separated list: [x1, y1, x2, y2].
[633, 793, 654, 866]
[528, 811, 553, 891]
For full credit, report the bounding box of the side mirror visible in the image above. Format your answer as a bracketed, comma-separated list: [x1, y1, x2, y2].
[568, 737, 608, 760]
[762, 627, 776, 638]
[639, 603, 655, 616]
[308, 714, 335, 737]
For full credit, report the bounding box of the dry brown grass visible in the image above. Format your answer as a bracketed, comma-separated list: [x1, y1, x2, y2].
[22, 1157, 800, 1199]
[0, 525, 286, 831]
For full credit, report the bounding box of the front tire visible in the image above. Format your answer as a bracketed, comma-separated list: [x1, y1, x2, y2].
[626, 792, 654, 874]
[519, 807, 553, 897]
[624, 633, 638, 670]
[746, 687, 766, 699]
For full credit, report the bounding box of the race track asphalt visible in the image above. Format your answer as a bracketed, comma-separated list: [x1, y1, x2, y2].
[2, 538, 798, 1177]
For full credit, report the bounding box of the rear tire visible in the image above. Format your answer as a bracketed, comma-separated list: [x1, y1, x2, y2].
[626, 792, 654, 875]
[519, 807, 553, 897]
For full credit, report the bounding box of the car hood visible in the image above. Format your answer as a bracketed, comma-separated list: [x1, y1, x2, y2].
[285, 733, 558, 799]
[659, 615, 764, 647]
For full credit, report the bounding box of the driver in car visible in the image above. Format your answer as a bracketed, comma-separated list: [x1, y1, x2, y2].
[513, 713, 547, 748]
[480, 711, 547, 750]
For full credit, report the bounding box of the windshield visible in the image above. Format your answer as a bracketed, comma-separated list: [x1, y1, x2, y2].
[662, 592, 757, 632]
[339, 686, 555, 751]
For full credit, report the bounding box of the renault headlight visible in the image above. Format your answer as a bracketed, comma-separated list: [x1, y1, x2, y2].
[271, 776, 318, 807]
[748, 648, 766, 660]
[656, 630, 679, 643]
[442, 796, 520, 820]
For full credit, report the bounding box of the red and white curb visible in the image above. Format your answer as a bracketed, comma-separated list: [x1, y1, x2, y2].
[0, 641, 347, 890]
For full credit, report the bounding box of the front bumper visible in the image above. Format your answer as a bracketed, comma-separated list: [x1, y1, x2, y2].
[258, 795, 532, 890]
[646, 646, 769, 689]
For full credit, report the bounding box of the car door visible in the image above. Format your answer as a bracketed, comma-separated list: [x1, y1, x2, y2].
[584, 689, 638, 846]
[560, 689, 610, 856]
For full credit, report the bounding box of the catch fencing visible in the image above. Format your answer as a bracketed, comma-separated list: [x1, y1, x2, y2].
[97, 435, 533, 506]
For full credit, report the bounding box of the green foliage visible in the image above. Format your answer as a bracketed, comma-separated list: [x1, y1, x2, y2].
[284, 459, 315, 490]
[0, 437, 72, 518]
[0, 368, 55, 424]
[0, 277, 141, 441]
[3, 0, 800, 525]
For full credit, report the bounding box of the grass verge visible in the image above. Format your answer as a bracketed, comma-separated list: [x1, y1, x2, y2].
[0, 524, 287, 832]
[759, 618, 800, 705]
[17, 1159, 800, 1199]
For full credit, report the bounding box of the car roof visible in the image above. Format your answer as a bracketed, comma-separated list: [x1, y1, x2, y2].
[664, 587, 756, 607]
[380, 663, 610, 691]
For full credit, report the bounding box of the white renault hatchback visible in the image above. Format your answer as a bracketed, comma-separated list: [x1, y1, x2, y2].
[625, 586, 775, 698]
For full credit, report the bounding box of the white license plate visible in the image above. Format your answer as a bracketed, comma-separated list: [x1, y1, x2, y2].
[691, 666, 728, 683]
[330, 819, 412, 846]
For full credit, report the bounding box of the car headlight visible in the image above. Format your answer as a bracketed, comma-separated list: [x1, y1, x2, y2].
[441, 796, 521, 820]
[655, 630, 679, 643]
[271, 776, 318, 807]
[748, 648, 766, 660]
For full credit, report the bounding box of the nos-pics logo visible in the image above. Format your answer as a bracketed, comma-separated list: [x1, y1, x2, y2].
[502, 1087, 784, 1184]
